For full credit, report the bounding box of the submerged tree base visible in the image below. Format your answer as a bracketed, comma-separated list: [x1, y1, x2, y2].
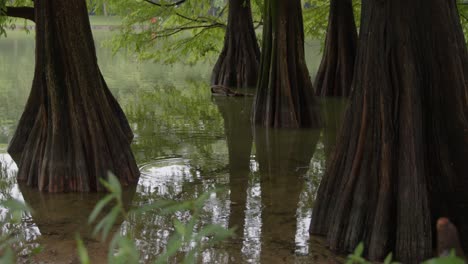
[8, 0, 139, 192]
[211, 0, 260, 88]
[253, 0, 320, 128]
[311, 0, 468, 262]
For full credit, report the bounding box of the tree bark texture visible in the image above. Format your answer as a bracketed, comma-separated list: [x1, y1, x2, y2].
[314, 0, 357, 97]
[310, 0, 468, 262]
[211, 0, 260, 88]
[252, 0, 320, 128]
[7, 0, 140, 192]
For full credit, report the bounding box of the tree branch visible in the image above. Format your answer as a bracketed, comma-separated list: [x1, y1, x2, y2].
[4, 6, 35, 22]
[143, 0, 187, 7]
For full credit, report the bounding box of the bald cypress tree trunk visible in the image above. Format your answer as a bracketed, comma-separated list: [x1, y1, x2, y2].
[252, 0, 320, 128]
[314, 0, 357, 97]
[211, 0, 260, 88]
[310, 0, 468, 262]
[7, 0, 140, 192]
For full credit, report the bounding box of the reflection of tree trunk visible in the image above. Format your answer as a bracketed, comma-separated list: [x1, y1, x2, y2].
[311, 0, 468, 262]
[211, 0, 260, 88]
[213, 97, 253, 257]
[253, 0, 320, 128]
[18, 183, 137, 263]
[314, 0, 357, 97]
[254, 128, 319, 261]
[7, 0, 139, 192]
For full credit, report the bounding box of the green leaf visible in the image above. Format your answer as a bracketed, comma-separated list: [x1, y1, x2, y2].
[76, 235, 91, 264]
[93, 205, 121, 240]
[88, 194, 114, 224]
[354, 242, 364, 257]
[384, 253, 393, 264]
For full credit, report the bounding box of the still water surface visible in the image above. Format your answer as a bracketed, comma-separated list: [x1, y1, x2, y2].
[0, 31, 347, 263]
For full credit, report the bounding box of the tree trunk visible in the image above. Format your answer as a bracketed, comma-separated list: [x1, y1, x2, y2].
[252, 0, 320, 128]
[211, 0, 260, 88]
[7, 0, 140, 192]
[314, 0, 357, 97]
[310, 0, 468, 262]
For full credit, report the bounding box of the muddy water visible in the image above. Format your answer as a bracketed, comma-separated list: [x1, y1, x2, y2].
[0, 31, 348, 263]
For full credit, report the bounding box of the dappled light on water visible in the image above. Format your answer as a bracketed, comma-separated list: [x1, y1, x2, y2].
[0, 32, 347, 263]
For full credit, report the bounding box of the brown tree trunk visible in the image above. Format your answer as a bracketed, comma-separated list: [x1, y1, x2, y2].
[7, 0, 140, 192]
[211, 0, 260, 88]
[252, 0, 320, 128]
[310, 0, 468, 262]
[314, 0, 357, 97]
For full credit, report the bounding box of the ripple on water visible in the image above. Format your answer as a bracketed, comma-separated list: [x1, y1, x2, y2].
[138, 157, 195, 196]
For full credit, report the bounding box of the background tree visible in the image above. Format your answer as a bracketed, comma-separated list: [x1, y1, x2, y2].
[1, 0, 140, 192]
[314, 0, 357, 97]
[252, 0, 320, 128]
[211, 0, 260, 88]
[310, 0, 468, 262]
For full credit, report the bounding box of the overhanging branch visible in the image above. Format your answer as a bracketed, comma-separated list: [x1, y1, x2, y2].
[143, 0, 187, 7]
[4, 6, 35, 22]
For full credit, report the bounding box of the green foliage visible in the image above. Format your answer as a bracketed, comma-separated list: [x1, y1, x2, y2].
[76, 235, 91, 264]
[459, 1, 468, 45]
[0, 0, 33, 37]
[82, 172, 234, 263]
[346, 243, 465, 264]
[105, 0, 226, 64]
[423, 250, 466, 264]
[0, 190, 34, 264]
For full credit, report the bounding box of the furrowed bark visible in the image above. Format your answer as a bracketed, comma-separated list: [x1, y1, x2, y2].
[314, 0, 357, 97]
[211, 0, 260, 88]
[7, 0, 140, 192]
[311, 0, 468, 262]
[252, 0, 320, 128]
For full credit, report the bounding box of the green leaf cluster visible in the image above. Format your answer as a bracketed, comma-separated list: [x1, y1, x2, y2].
[81, 172, 234, 263]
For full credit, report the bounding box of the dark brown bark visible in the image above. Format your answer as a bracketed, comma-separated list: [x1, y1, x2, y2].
[310, 0, 468, 262]
[211, 0, 260, 88]
[4, 6, 35, 22]
[7, 0, 140, 192]
[314, 0, 357, 97]
[252, 0, 320, 128]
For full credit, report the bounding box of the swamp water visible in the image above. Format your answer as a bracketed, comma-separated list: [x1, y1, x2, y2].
[0, 31, 348, 263]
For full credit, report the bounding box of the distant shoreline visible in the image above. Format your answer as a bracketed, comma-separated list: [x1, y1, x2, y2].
[7, 25, 122, 31]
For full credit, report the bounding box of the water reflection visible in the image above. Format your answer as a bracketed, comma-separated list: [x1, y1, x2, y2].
[254, 127, 320, 263]
[0, 31, 347, 263]
[320, 98, 348, 162]
[214, 96, 255, 262]
[18, 182, 137, 263]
